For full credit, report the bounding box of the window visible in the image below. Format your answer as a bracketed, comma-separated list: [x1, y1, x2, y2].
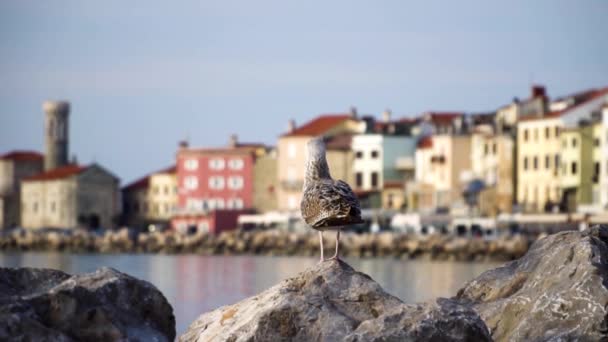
[228, 158, 244, 170]
[33, 202, 38, 213]
[228, 198, 244, 209]
[534, 128, 538, 141]
[594, 162, 600, 183]
[523, 129, 529, 141]
[228, 176, 244, 189]
[571, 162, 577, 175]
[209, 158, 225, 170]
[209, 176, 225, 189]
[523, 157, 528, 170]
[572, 138, 577, 148]
[492, 143, 497, 155]
[215, 198, 225, 209]
[545, 127, 550, 139]
[371, 172, 379, 188]
[555, 154, 560, 170]
[484, 144, 489, 155]
[164, 186, 168, 195]
[164, 203, 169, 214]
[371, 150, 379, 158]
[594, 138, 600, 147]
[287, 143, 297, 159]
[355, 151, 363, 159]
[533, 156, 538, 170]
[287, 196, 297, 209]
[50, 202, 56, 212]
[184, 158, 198, 171]
[184, 176, 198, 190]
[555, 126, 560, 137]
[355, 172, 363, 188]
[153, 186, 159, 195]
[545, 155, 550, 169]
[153, 204, 158, 214]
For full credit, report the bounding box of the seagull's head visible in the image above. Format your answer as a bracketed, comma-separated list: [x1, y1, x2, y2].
[306, 136, 327, 161]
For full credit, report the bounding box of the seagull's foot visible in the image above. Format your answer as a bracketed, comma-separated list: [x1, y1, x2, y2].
[326, 255, 341, 262]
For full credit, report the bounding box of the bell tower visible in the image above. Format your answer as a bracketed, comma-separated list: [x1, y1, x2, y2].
[43, 100, 70, 171]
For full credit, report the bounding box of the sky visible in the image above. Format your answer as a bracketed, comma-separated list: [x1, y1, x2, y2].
[1, 0, 607, 184]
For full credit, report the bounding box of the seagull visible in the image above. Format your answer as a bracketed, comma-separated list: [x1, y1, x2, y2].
[300, 137, 363, 262]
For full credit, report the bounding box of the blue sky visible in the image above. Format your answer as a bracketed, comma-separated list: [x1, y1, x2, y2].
[1, 0, 606, 183]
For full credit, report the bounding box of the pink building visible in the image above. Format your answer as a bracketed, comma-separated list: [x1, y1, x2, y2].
[172, 137, 265, 233]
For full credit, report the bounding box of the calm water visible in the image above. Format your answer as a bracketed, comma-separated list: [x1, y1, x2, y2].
[0, 252, 501, 335]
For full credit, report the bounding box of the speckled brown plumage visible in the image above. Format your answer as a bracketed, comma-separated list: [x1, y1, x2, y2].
[300, 137, 363, 230]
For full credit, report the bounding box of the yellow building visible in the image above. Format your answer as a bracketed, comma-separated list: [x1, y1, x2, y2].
[122, 166, 177, 229]
[276, 113, 362, 211]
[516, 114, 562, 212]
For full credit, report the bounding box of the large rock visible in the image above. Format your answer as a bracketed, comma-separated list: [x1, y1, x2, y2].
[0, 267, 175, 341]
[457, 226, 608, 341]
[181, 260, 490, 342]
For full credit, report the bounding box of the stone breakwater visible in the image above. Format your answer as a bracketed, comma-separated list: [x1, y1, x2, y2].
[0, 228, 530, 261]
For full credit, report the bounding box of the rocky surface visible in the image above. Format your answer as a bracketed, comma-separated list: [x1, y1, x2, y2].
[0, 267, 175, 341]
[180, 260, 491, 342]
[457, 225, 608, 341]
[0, 228, 530, 261]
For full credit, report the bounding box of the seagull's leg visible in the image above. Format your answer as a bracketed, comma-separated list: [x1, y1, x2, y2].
[329, 227, 341, 260]
[318, 231, 324, 263]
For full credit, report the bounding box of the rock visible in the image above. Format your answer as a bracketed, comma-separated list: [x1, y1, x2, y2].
[0, 267, 175, 341]
[457, 225, 608, 341]
[181, 260, 490, 342]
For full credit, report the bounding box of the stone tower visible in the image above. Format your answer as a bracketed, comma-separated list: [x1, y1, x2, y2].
[43, 100, 70, 171]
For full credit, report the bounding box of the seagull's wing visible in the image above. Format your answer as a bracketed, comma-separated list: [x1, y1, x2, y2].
[301, 179, 362, 228]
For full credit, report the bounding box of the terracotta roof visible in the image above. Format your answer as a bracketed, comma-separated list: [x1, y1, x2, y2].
[123, 175, 150, 191]
[518, 111, 563, 122]
[0, 151, 43, 162]
[425, 112, 464, 125]
[179, 146, 256, 156]
[520, 86, 608, 123]
[417, 136, 433, 149]
[24, 164, 87, 181]
[282, 114, 352, 137]
[123, 165, 176, 191]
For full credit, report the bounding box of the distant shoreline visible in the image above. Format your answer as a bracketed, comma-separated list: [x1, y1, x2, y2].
[0, 228, 532, 262]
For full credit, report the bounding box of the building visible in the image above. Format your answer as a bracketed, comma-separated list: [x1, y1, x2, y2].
[0, 151, 44, 229]
[43, 101, 70, 171]
[122, 166, 177, 230]
[417, 112, 466, 136]
[467, 129, 515, 215]
[173, 136, 268, 233]
[277, 111, 363, 211]
[411, 134, 472, 213]
[21, 164, 120, 229]
[351, 134, 416, 209]
[252, 148, 278, 213]
[516, 114, 562, 212]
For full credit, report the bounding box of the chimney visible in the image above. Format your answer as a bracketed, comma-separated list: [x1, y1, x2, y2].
[287, 119, 296, 133]
[229, 134, 238, 148]
[531, 85, 546, 99]
[350, 106, 358, 119]
[382, 108, 392, 123]
[179, 140, 189, 149]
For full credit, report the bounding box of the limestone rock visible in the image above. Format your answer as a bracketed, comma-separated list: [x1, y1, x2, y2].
[457, 225, 608, 341]
[0, 267, 175, 341]
[181, 260, 490, 342]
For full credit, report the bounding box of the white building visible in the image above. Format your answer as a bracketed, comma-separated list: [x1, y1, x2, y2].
[351, 134, 416, 192]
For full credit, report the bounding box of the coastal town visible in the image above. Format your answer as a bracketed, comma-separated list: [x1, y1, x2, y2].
[1, 84, 608, 238]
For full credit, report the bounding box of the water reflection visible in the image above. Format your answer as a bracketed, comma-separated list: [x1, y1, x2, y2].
[0, 252, 500, 334]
